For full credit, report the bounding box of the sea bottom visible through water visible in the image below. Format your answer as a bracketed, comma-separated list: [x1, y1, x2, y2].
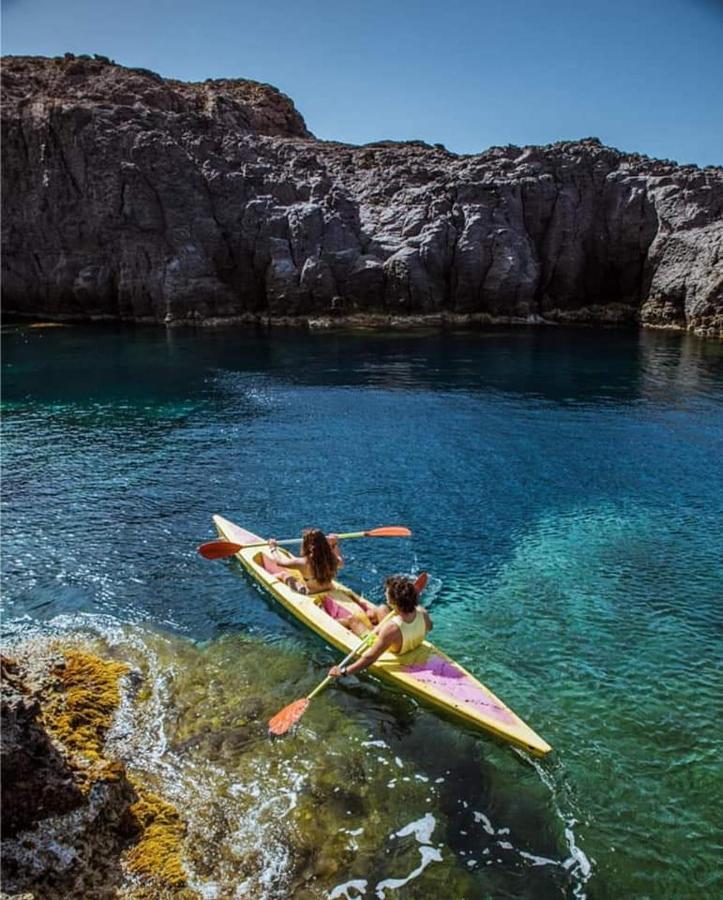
[1, 323, 722, 898]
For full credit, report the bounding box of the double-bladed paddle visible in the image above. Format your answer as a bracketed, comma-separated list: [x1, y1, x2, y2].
[197, 526, 411, 560]
[268, 571, 428, 736]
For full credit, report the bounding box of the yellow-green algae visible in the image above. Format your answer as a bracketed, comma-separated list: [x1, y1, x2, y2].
[35, 642, 189, 892]
[43, 647, 128, 766]
[35, 645, 130, 804]
[125, 786, 187, 888]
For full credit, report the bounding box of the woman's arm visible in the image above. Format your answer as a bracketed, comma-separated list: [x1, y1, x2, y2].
[328, 623, 398, 678]
[267, 540, 307, 570]
[269, 554, 307, 570]
[328, 534, 344, 570]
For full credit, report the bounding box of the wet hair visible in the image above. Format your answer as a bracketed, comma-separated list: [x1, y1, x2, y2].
[384, 575, 418, 614]
[302, 528, 338, 585]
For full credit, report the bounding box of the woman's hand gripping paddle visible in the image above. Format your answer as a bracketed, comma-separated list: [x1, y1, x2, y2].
[198, 526, 411, 560]
[267, 572, 429, 736]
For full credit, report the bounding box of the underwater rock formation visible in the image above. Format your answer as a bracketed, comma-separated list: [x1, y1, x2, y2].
[1, 54, 721, 335]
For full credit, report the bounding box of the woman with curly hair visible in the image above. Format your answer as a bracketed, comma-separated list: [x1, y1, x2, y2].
[328, 575, 432, 677]
[267, 528, 343, 594]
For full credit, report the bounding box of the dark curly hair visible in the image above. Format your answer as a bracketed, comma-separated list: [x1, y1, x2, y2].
[384, 575, 418, 614]
[302, 528, 338, 585]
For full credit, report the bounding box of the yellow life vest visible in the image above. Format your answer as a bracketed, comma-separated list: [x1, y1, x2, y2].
[391, 609, 427, 654]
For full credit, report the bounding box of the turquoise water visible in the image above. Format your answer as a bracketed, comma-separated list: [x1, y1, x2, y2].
[2, 324, 722, 898]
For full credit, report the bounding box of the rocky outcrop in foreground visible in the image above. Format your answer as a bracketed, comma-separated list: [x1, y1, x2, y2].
[2, 54, 721, 335]
[1, 648, 186, 897]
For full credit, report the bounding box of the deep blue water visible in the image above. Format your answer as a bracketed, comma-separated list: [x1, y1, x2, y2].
[2, 323, 722, 898]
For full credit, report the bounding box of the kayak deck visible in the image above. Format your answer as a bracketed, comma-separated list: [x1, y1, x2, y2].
[213, 515, 551, 756]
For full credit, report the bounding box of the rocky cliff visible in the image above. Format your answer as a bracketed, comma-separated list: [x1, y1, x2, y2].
[2, 54, 721, 334]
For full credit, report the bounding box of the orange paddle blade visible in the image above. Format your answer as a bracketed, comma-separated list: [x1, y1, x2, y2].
[414, 572, 428, 594]
[268, 698, 310, 736]
[364, 526, 412, 538]
[197, 540, 242, 560]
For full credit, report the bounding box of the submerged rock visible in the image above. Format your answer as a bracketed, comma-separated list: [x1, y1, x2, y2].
[1, 56, 720, 335]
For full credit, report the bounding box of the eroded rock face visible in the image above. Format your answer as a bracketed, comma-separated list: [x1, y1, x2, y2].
[0, 648, 185, 898]
[1, 655, 85, 836]
[2, 54, 721, 334]
[1, 652, 138, 896]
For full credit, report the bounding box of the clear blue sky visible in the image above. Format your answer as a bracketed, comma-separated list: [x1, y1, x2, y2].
[2, 0, 722, 165]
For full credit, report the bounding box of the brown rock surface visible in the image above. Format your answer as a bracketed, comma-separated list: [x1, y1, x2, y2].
[1, 655, 85, 836]
[2, 54, 721, 335]
[0, 647, 186, 898]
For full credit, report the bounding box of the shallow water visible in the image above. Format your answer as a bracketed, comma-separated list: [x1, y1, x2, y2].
[2, 323, 722, 898]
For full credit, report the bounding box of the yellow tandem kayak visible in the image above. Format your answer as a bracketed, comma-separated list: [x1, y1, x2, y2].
[213, 515, 551, 757]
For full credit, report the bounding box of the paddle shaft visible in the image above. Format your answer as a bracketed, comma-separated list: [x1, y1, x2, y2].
[307, 610, 396, 701]
[247, 530, 368, 549]
[198, 526, 410, 560]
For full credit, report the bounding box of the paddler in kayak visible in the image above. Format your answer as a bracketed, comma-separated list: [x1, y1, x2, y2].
[267, 528, 342, 594]
[328, 575, 432, 677]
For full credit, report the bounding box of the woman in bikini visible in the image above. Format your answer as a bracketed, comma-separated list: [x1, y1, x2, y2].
[267, 528, 343, 594]
[328, 575, 432, 677]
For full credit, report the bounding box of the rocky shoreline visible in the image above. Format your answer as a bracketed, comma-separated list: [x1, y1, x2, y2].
[5, 306, 640, 331]
[1, 647, 187, 898]
[2, 54, 722, 336]
[1, 627, 488, 899]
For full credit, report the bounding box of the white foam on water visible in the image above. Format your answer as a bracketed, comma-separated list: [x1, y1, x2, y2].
[225, 760, 302, 897]
[191, 880, 221, 899]
[107, 636, 173, 769]
[563, 826, 592, 878]
[328, 879, 368, 899]
[473, 811, 495, 835]
[469, 792, 589, 893]
[109, 619, 307, 895]
[374, 846, 443, 898]
[361, 739, 388, 749]
[521, 752, 594, 898]
[363, 813, 442, 897]
[518, 849, 560, 867]
[395, 812, 436, 844]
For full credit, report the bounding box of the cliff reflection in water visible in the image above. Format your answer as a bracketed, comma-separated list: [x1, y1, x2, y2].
[4, 323, 722, 407]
